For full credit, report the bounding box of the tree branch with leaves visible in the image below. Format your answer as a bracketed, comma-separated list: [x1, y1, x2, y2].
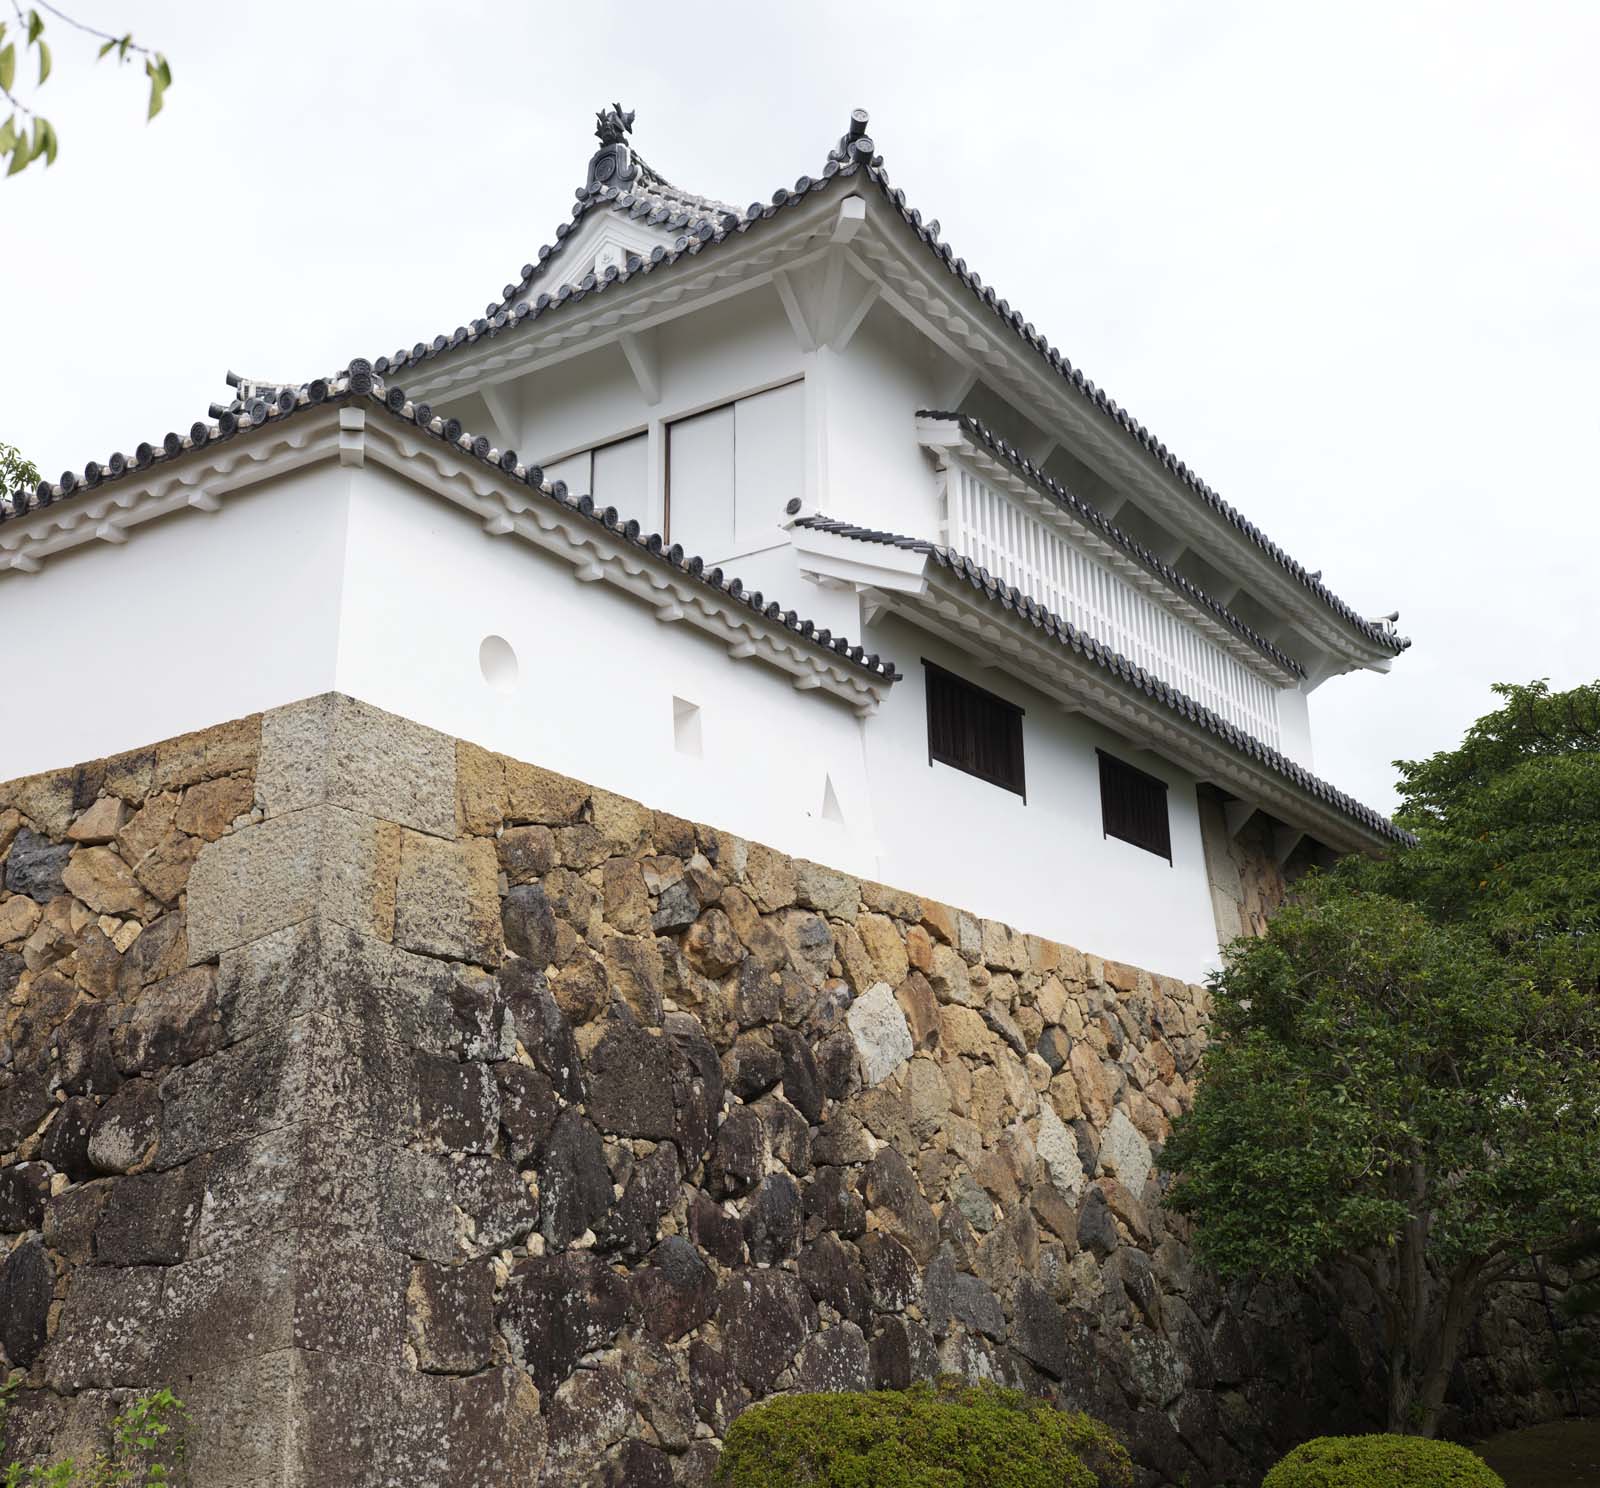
[0, 3, 170, 177]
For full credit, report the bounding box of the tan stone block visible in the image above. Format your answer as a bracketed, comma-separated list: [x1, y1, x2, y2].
[102, 749, 155, 804]
[0, 768, 76, 837]
[1025, 1051, 1052, 1093]
[718, 887, 787, 972]
[456, 741, 505, 836]
[589, 789, 651, 856]
[62, 847, 156, 918]
[894, 972, 940, 1051]
[395, 831, 504, 968]
[0, 808, 19, 858]
[937, 1003, 992, 1061]
[997, 1049, 1038, 1117]
[1015, 1005, 1044, 1048]
[957, 912, 983, 961]
[906, 1057, 951, 1140]
[918, 901, 957, 946]
[943, 1055, 973, 1110]
[176, 776, 255, 842]
[795, 861, 858, 922]
[0, 893, 42, 946]
[943, 1112, 984, 1167]
[1069, 1043, 1113, 1126]
[858, 912, 909, 988]
[256, 695, 456, 838]
[1036, 976, 1068, 1026]
[928, 943, 973, 1007]
[117, 793, 180, 870]
[1027, 935, 1062, 975]
[1048, 1071, 1084, 1123]
[67, 797, 128, 845]
[154, 716, 260, 792]
[860, 880, 921, 921]
[980, 918, 1028, 973]
[970, 1066, 1008, 1131]
[186, 807, 400, 963]
[835, 923, 876, 994]
[904, 923, 933, 975]
[503, 758, 589, 826]
[600, 858, 650, 935]
[133, 830, 203, 908]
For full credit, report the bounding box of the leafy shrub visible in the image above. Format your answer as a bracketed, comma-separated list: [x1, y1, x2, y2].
[1263, 1434, 1505, 1488]
[1, 1379, 188, 1487]
[711, 1380, 1133, 1488]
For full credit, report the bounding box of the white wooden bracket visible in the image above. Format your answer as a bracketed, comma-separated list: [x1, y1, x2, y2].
[620, 329, 662, 406]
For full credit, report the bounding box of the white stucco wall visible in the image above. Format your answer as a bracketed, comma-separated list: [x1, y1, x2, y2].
[0, 467, 349, 780]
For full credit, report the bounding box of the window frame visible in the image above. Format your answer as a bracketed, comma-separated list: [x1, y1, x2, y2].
[922, 659, 1027, 800]
[1096, 748, 1172, 864]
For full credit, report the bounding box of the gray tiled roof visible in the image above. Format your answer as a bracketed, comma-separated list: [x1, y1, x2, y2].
[921, 411, 1308, 678]
[0, 367, 898, 686]
[795, 514, 1412, 846]
[370, 107, 1407, 659]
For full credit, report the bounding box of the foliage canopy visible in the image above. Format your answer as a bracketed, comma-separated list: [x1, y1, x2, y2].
[1161, 679, 1600, 1435]
[711, 1381, 1133, 1488]
[1262, 1433, 1504, 1487]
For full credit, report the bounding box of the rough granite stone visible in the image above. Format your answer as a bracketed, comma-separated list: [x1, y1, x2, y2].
[846, 980, 913, 1086]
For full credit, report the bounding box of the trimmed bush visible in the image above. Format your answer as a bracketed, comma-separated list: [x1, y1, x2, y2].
[1263, 1434, 1505, 1487]
[711, 1380, 1133, 1488]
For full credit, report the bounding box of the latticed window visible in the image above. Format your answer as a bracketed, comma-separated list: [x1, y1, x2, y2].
[923, 661, 1025, 797]
[1097, 749, 1171, 862]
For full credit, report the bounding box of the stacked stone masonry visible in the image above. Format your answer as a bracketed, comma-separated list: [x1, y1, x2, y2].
[0, 696, 1576, 1486]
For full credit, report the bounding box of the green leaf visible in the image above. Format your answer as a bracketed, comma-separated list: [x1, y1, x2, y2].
[145, 54, 170, 120]
[36, 38, 49, 86]
[0, 42, 16, 94]
[97, 37, 115, 59]
[6, 131, 27, 175]
[26, 9, 41, 44]
[0, 114, 15, 154]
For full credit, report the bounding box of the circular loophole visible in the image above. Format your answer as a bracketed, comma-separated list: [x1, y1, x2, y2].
[479, 634, 519, 694]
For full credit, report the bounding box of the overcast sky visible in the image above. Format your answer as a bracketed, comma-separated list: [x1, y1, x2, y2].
[5, 1, 1596, 813]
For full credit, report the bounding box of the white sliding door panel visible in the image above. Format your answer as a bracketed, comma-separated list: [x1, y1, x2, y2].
[733, 382, 803, 550]
[592, 433, 648, 516]
[541, 451, 591, 496]
[668, 405, 736, 558]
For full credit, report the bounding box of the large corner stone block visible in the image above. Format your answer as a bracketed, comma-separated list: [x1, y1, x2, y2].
[187, 806, 400, 964]
[395, 831, 504, 968]
[255, 694, 458, 840]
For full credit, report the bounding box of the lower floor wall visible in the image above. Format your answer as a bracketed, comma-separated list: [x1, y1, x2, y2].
[0, 695, 1583, 1487]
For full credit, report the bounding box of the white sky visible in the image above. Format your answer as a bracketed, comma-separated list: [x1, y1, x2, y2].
[4, 0, 1596, 814]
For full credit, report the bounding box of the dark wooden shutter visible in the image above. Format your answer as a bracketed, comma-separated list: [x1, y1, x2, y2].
[1097, 750, 1171, 862]
[924, 662, 1025, 797]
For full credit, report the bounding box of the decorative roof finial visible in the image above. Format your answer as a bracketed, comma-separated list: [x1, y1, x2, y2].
[594, 103, 635, 146]
[587, 103, 639, 194]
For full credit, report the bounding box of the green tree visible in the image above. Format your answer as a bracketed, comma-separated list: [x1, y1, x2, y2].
[1160, 679, 1600, 1439]
[0, 6, 171, 178]
[1, 441, 38, 494]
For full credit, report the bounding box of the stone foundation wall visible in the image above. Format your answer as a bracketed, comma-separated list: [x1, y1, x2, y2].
[0, 696, 1575, 1487]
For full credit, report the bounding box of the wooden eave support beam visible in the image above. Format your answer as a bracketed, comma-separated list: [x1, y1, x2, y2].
[619, 329, 662, 406]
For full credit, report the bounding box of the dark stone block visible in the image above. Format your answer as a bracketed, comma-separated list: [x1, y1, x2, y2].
[794, 1321, 870, 1393]
[585, 1019, 677, 1139]
[498, 1252, 630, 1395]
[688, 1192, 745, 1268]
[537, 1109, 610, 1248]
[858, 1230, 920, 1313]
[597, 1440, 673, 1488]
[38, 1099, 94, 1186]
[5, 828, 71, 903]
[798, 1231, 871, 1328]
[650, 880, 698, 934]
[924, 1253, 1005, 1340]
[634, 1235, 715, 1342]
[502, 883, 557, 965]
[1038, 1024, 1070, 1072]
[111, 967, 219, 1074]
[500, 956, 583, 1104]
[744, 1172, 802, 1265]
[95, 1166, 203, 1265]
[687, 1339, 745, 1434]
[46, 1262, 163, 1389]
[664, 1011, 722, 1170]
[0, 1238, 53, 1367]
[88, 1077, 162, 1174]
[732, 958, 781, 1028]
[415, 1053, 499, 1153]
[598, 1139, 679, 1258]
[1013, 1276, 1069, 1378]
[717, 1267, 817, 1392]
[408, 1258, 496, 1373]
[42, 1181, 109, 1264]
[0, 1161, 51, 1233]
[803, 1164, 866, 1239]
[445, 972, 514, 1061]
[448, 1154, 538, 1251]
[707, 1105, 767, 1199]
[726, 1032, 782, 1101]
[756, 1094, 811, 1176]
[53, 1000, 122, 1097]
[869, 1317, 915, 1390]
[543, 1364, 635, 1483]
[496, 1063, 559, 1167]
[1076, 1184, 1119, 1259]
[773, 1024, 823, 1123]
[860, 1146, 937, 1262]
